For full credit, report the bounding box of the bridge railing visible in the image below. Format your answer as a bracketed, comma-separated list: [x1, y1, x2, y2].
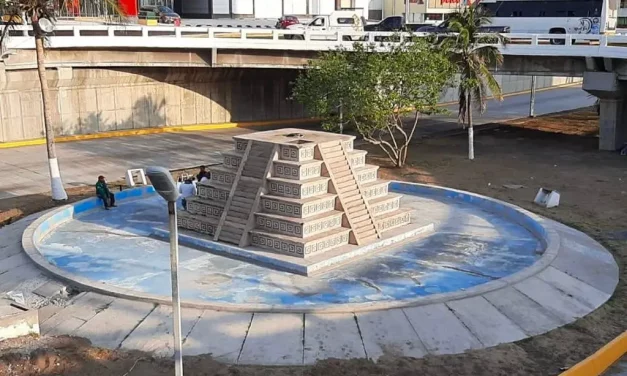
[5, 25, 627, 58]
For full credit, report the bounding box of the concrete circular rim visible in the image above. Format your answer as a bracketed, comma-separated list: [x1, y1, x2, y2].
[21, 182, 560, 313]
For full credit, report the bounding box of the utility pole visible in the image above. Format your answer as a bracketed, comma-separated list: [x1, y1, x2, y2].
[529, 75, 537, 118]
[405, 0, 410, 21]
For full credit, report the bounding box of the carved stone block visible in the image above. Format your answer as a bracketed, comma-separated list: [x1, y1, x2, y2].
[267, 177, 329, 199]
[355, 165, 379, 184]
[369, 195, 401, 216]
[279, 145, 315, 162]
[347, 150, 367, 168]
[261, 195, 337, 218]
[234, 140, 247, 152]
[178, 214, 217, 236]
[304, 231, 349, 255]
[362, 181, 389, 200]
[254, 212, 343, 238]
[250, 229, 350, 258]
[223, 152, 242, 169]
[210, 168, 235, 186]
[273, 160, 323, 180]
[197, 184, 229, 202]
[376, 210, 412, 233]
[186, 199, 224, 218]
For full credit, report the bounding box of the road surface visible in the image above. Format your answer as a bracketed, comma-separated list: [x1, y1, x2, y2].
[0, 86, 593, 199]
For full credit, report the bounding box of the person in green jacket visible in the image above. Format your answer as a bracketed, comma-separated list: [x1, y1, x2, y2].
[96, 175, 116, 210]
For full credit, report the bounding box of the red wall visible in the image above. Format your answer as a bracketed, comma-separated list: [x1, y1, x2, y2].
[118, 0, 138, 16]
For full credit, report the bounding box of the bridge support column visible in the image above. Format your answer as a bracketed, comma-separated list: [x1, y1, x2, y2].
[598, 98, 627, 151]
[583, 71, 627, 151]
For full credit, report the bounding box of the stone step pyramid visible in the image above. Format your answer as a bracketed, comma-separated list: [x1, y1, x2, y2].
[178, 129, 412, 259]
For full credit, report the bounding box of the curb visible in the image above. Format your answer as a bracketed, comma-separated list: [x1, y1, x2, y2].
[22, 182, 560, 313]
[561, 331, 627, 376]
[0, 118, 320, 149]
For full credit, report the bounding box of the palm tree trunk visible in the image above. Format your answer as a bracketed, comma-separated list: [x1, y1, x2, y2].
[467, 92, 474, 160]
[35, 31, 68, 200]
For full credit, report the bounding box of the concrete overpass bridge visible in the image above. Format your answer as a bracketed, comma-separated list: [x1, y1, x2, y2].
[1, 25, 626, 150]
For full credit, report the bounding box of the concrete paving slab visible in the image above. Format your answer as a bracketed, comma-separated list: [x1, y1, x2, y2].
[32, 280, 66, 298]
[0, 264, 43, 292]
[238, 313, 303, 366]
[304, 313, 365, 364]
[403, 303, 482, 355]
[483, 286, 564, 336]
[552, 235, 619, 295]
[356, 309, 428, 361]
[0, 253, 30, 273]
[537, 266, 611, 309]
[37, 304, 64, 325]
[73, 298, 155, 349]
[184, 310, 252, 362]
[514, 276, 592, 323]
[41, 292, 115, 335]
[46, 316, 86, 336]
[121, 304, 202, 357]
[446, 296, 527, 347]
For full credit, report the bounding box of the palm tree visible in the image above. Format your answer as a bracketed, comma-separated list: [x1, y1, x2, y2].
[441, 4, 506, 160]
[1, 0, 122, 200]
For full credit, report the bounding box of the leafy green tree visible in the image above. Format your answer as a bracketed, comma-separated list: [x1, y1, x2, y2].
[293, 39, 454, 167]
[0, 0, 122, 200]
[441, 4, 506, 160]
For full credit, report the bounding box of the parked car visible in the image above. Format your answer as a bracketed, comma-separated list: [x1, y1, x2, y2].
[285, 11, 366, 41]
[364, 16, 429, 32]
[140, 6, 181, 25]
[276, 15, 300, 29]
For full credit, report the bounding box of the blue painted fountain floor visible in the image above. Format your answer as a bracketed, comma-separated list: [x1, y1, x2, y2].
[38, 193, 542, 307]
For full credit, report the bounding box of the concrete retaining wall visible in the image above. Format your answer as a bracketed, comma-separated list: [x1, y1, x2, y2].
[0, 66, 580, 143]
[0, 67, 304, 142]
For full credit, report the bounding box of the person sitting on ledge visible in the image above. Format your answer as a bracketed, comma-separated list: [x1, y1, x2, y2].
[96, 175, 116, 210]
[179, 177, 197, 210]
[197, 166, 208, 182]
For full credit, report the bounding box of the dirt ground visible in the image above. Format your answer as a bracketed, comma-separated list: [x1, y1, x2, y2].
[0, 108, 625, 376]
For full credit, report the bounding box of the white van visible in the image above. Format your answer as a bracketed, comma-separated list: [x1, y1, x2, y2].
[285, 10, 366, 40]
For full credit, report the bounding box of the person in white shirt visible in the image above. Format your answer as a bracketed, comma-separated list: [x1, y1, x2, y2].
[178, 177, 197, 210]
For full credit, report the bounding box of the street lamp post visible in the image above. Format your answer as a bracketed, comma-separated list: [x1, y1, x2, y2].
[145, 166, 183, 376]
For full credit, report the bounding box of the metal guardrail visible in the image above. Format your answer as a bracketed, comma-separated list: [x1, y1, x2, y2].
[5, 25, 627, 58]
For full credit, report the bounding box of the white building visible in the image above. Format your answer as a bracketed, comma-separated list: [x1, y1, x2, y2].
[176, 0, 373, 19]
[383, 0, 465, 24]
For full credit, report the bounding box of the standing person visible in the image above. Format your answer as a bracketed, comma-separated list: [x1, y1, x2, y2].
[96, 175, 116, 210]
[179, 177, 197, 210]
[196, 166, 208, 182]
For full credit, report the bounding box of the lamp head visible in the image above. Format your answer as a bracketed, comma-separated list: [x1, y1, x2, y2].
[145, 166, 180, 202]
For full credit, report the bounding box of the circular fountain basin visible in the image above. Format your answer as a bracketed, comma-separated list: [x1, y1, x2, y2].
[23, 183, 552, 312]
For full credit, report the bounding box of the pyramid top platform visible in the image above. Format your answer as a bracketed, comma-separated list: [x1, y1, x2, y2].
[233, 128, 356, 147]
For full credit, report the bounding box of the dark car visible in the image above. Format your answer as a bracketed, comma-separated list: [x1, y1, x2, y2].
[140, 6, 181, 25]
[364, 16, 428, 32]
[276, 15, 299, 29]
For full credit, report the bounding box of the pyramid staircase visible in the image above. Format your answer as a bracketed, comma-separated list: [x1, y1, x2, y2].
[178, 129, 412, 259]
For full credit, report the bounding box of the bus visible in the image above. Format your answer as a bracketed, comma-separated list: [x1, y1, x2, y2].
[478, 0, 619, 40]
